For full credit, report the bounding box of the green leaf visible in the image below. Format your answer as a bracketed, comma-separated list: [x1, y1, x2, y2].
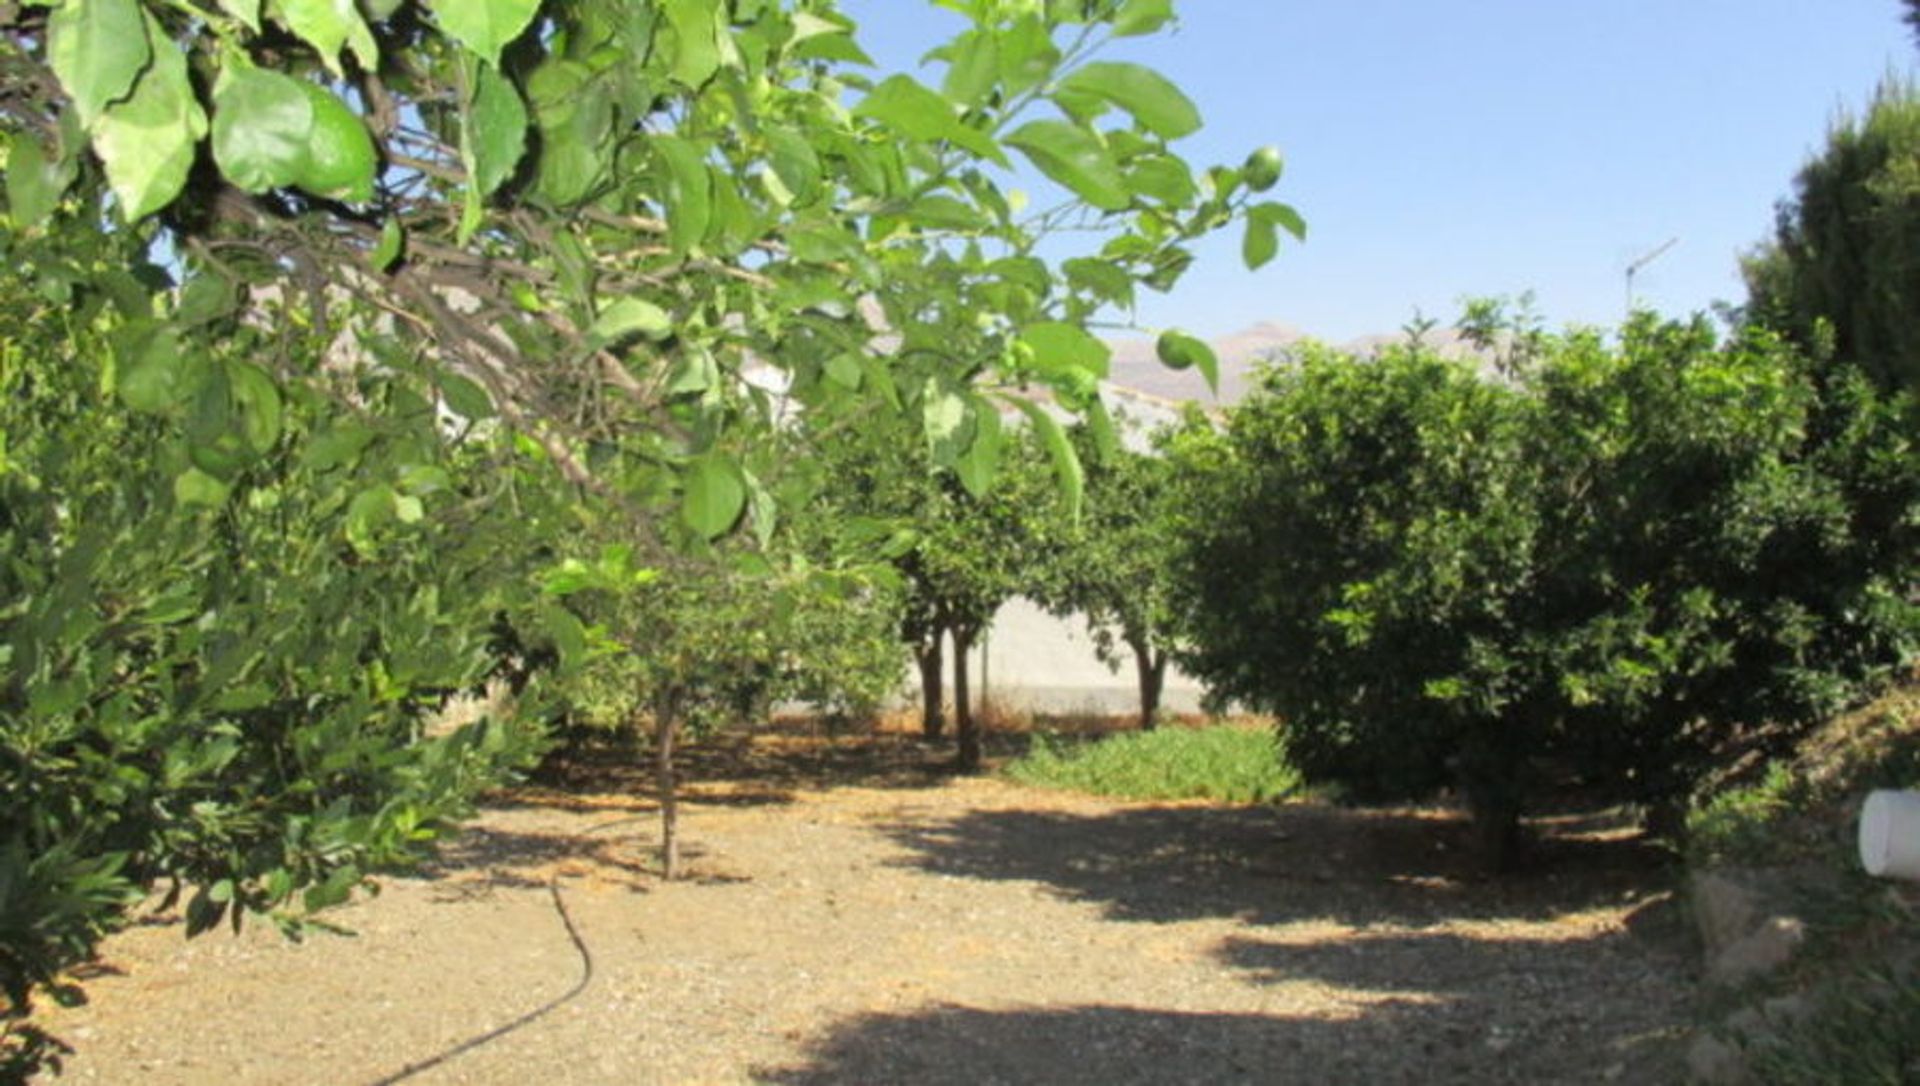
[174, 468, 232, 508]
[1085, 392, 1121, 464]
[1243, 212, 1278, 271]
[1157, 329, 1219, 394]
[996, 14, 1060, 95]
[536, 601, 588, 670]
[1020, 321, 1112, 380]
[1054, 62, 1200, 141]
[184, 885, 226, 936]
[922, 383, 972, 468]
[441, 373, 493, 419]
[468, 61, 526, 196]
[48, 0, 150, 129]
[589, 298, 674, 347]
[1004, 121, 1129, 211]
[653, 135, 713, 254]
[426, 0, 540, 66]
[854, 75, 1007, 166]
[682, 455, 746, 539]
[7, 130, 73, 229]
[274, 0, 379, 76]
[1111, 0, 1174, 37]
[764, 126, 820, 205]
[218, 0, 262, 33]
[176, 274, 239, 327]
[1006, 396, 1084, 520]
[91, 13, 207, 221]
[1063, 257, 1135, 308]
[953, 396, 1003, 498]
[1127, 155, 1197, 206]
[667, 347, 720, 395]
[941, 30, 999, 106]
[1242, 203, 1305, 271]
[211, 67, 316, 194]
[905, 195, 986, 231]
[662, 0, 726, 89]
[117, 326, 190, 413]
[788, 23, 872, 65]
[227, 361, 283, 453]
[346, 485, 395, 554]
[745, 469, 777, 549]
[1251, 200, 1308, 241]
[855, 74, 958, 142]
[824, 352, 863, 390]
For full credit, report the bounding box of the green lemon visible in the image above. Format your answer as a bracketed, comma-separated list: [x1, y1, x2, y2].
[296, 84, 376, 203]
[1244, 146, 1283, 193]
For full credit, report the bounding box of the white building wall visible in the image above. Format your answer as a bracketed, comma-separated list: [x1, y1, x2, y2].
[912, 597, 1208, 716]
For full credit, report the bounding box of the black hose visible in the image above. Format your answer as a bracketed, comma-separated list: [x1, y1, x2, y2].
[365, 815, 652, 1085]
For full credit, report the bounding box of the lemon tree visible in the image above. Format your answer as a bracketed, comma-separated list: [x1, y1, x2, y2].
[0, 1, 1295, 1071]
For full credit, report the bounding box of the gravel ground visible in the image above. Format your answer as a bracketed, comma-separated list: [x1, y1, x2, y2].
[31, 732, 1694, 1084]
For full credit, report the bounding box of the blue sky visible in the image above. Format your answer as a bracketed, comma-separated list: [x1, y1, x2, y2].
[840, 2, 1914, 342]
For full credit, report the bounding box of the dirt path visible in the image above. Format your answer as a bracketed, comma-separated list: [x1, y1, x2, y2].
[32, 735, 1693, 1084]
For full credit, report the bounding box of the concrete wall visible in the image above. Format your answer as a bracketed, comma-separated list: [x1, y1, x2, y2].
[910, 597, 1208, 716]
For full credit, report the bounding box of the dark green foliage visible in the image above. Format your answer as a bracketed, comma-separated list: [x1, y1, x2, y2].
[0, 237, 548, 1062]
[1744, 80, 1920, 393]
[1170, 314, 1920, 854]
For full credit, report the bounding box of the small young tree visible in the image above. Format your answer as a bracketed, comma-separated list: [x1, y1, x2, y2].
[1035, 421, 1185, 729]
[806, 405, 1062, 769]
[540, 542, 901, 878]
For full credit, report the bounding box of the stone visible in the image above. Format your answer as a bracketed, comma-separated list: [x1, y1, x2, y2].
[1708, 915, 1807, 987]
[1759, 993, 1812, 1027]
[1687, 1031, 1750, 1085]
[1690, 870, 1763, 956]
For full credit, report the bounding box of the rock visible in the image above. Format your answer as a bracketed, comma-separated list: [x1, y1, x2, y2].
[1708, 915, 1807, 987]
[1687, 1032, 1750, 1085]
[1759, 993, 1812, 1027]
[1690, 870, 1763, 955]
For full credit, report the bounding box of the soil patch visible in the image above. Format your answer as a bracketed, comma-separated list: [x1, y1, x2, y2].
[32, 730, 1692, 1084]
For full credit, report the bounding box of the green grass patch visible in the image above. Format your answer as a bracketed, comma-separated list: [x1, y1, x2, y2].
[1005, 723, 1301, 803]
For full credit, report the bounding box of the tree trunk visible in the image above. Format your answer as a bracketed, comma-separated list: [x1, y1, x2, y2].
[915, 635, 945, 741]
[1458, 730, 1527, 873]
[1131, 637, 1166, 730]
[653, 699, 682, 881]
[953, 625, 980, 773]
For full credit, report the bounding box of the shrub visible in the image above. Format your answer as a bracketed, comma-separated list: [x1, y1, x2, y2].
[1005, 724, 1301, 804]
[1169, 312, 1920, 861]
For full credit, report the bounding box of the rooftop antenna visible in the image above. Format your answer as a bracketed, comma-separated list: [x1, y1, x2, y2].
[1625, 237, 1679, 316]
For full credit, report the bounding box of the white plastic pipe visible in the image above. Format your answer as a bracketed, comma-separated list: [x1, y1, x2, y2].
[1859, 790, 1920, 881]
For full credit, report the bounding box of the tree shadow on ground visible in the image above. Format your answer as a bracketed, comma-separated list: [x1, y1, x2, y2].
[878, 800, 1678, 929]
[1206, 917, 1692, 1078]
[755, 997, 1679, 1085]
[1213, 921, 1687, 999]
[506, 723, 959, 815]
[417, 822, 662, 895]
